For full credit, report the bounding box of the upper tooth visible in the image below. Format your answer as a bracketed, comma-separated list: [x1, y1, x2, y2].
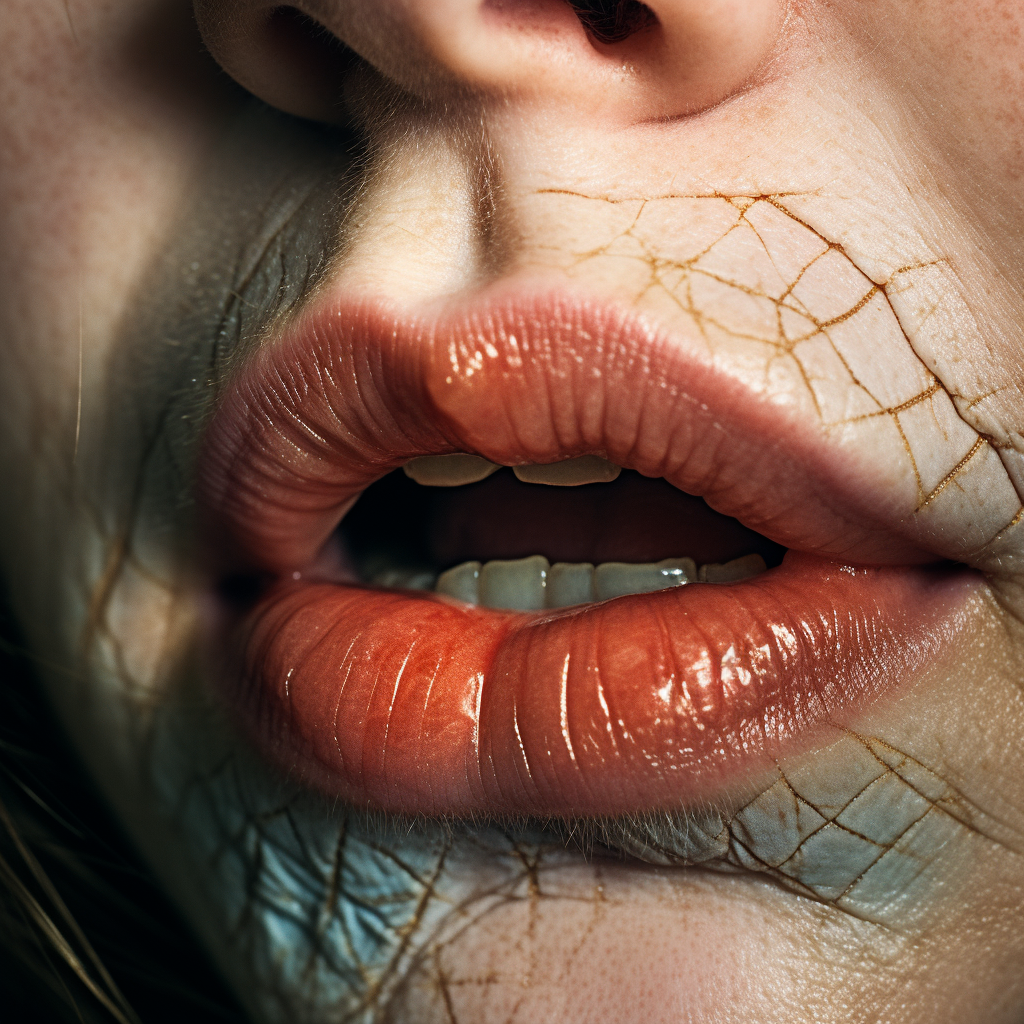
[699, 554, 768, 583]
[513, 456, 621, 486]
[403, 454, 623, 487]
[593, 557, 696, 602]
[403, 454, 500, 487]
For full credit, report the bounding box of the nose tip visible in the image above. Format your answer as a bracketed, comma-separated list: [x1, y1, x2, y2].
[195, 0, 790, 123]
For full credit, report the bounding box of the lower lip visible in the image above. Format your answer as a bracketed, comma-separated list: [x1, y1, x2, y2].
[221, 552, 973, 817]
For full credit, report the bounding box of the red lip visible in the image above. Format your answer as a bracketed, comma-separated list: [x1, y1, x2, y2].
[198, 287, 974, 817]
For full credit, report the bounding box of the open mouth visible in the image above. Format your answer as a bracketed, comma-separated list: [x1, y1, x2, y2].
[197, 285, 974, 821]
[339, 464, 786, 608]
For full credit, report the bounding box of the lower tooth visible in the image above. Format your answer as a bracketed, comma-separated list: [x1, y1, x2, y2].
[547, 562, 596, 606]
[593, 557, 696, 602]
[699, 554, 768, 583]
[435, 561, 481, 603]
[479, 555, 549, 611]
[372, 568, 437, 591]
[433, 553, 767, 610]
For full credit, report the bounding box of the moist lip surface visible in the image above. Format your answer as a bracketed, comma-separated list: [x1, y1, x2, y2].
[199, 286, 975, 818]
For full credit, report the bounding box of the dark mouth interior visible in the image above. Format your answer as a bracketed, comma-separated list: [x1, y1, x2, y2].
[339, 468, 786, 580]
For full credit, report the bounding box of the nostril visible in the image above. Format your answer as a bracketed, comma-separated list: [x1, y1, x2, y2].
[196, 0, 783, 123]
[566, 0, 658, 45]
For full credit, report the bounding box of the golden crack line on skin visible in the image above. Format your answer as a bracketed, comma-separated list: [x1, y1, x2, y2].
[832, 805, 938, 910]
[773, 757, 885, 822]
[320, 817, 347, 941]
[893, 416, 927, 504]
[840, 381, 943, 424]
[790, 250, 973, 503]
[759, 201, 976, 438]
[524, 873, 607, 1024]
[434, 951, 460, 1024]
[980, 504, 1024, 554]
[534, 188, 814, 205]
[769, 769, 889, 866]
[848, 733, 1024, 853]
[724, 831, 822, 902]
[346, 840, 453, 1021]
[712, 759, 935, 921]
[741, 211, 827, 307]
[80, 392, 179, 669]
[816, 286, 881, 330]
[916, 437, 988, 511]
[956, 386, 1004, 413]
[327, 826, 376, 984]
[535, 186, 1020, 552]
[366, 840, 441, 894]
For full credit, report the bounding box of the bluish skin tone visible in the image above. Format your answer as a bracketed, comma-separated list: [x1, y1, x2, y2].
[2, 2, 1024, 1022]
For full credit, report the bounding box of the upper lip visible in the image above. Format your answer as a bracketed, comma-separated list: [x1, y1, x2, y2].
[196, 281, 975, 818]
[200, 283, 944, 576]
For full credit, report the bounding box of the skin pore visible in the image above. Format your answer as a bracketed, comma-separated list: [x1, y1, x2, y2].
[2, 1, 1024, 1021]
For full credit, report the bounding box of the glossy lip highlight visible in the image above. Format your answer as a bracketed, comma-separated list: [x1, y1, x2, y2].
[198, 285, 977, 818]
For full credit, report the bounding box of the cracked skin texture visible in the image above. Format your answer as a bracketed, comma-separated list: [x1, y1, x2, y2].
[4, 3, 1024, 1024]
[45, 143, 1024, 1021]
[511, 188, 1024, 565]
[131, 177, 1024, 1018]
[154, 601, 1024, 1024]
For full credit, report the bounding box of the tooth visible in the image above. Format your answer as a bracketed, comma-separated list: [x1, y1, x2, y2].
[479, 555, 549, 611]
[699, 554, 768, 583]
[436, 561, 481, 603]
[513, 456, 621, 487]
[373, 568, 437, 591]
[593, 557, 695, 602]
[656, 557, 697, 582]
[404, 454, 500, 487]
[435, 553, 760, 608]
[546, 562, 596, 607]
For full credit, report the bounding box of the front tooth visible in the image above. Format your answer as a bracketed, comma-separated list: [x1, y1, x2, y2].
[479, 555, 549, 611]
[403, 454, 500, 487]
[546, 562, 596, 607]
[436, 561, 481, 603]
[593, 557, 695, 602]
[699, 554, 768, 583]
[513, 456, 621, 486]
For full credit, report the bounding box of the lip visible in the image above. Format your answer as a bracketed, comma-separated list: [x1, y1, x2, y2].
[198, 285, 976, 817]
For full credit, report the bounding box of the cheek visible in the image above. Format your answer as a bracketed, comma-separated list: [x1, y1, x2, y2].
[386, 851, 1021, 1024]
[0, 0, 241, 548]
[395, 867, 807, 1024]
[841, 0, 1024, 204]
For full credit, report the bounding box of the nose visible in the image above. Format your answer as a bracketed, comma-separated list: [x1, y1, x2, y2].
[194, 0, 790, 123]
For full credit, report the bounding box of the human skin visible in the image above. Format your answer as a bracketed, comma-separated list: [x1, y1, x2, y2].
[2, 0, 1024, 1021]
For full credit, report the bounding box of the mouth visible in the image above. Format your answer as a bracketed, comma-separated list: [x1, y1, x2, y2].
[197, 285, 975, 820]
